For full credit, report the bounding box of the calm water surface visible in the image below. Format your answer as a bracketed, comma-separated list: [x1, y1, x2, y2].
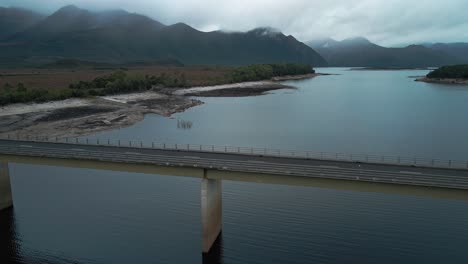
[2, 68, 468, 263]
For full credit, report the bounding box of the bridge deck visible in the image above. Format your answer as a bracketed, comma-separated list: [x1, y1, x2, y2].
[0, 139, 468, 190]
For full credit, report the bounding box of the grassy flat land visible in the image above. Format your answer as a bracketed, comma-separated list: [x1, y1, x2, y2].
[0, 63, 314, 106]
[0, 66, 232, 92]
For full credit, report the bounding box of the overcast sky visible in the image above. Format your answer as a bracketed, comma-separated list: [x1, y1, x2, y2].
[1, 0, 468, 46]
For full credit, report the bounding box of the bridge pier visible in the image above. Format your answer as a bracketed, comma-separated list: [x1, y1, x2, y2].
[0, 162, 13, 211]
[201, 169, 222, 253]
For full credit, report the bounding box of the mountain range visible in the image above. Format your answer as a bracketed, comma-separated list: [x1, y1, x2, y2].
[1, 5, 467, 68]
[422, 43, 468, 64]
[0, 5, 327, 67]
[307, 37, 468, 68]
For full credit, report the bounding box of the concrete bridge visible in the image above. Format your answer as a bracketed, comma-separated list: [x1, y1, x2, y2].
[1, 138, 468, 253]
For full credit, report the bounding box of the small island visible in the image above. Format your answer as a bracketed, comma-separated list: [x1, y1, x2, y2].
[417, 65, 468, 85]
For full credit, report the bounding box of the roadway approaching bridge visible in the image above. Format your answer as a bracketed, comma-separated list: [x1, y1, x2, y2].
[1, 138, 468, 253]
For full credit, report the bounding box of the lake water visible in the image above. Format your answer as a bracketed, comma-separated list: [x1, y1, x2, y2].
[2, 68, 468, 263]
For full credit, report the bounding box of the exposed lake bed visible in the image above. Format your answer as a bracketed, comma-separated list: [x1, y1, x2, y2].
[0, 74, 322, 138]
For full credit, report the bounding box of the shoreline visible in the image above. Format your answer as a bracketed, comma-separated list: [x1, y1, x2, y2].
[0, 73, 324, 138]
[351, 67, 432, 71]
[415, 77, 468, 85]
[0, 93, 202, 139]
[173, 81, 294, 97]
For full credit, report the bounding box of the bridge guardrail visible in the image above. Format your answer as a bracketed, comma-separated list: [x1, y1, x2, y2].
[1, 134, 467, 170]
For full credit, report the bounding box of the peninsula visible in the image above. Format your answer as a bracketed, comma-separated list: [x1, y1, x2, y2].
[416, 65, 468, 85]
[0, 63, 322, 139]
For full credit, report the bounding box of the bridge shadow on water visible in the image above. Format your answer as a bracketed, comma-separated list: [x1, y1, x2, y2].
[0, 208, 89, 264]
[0, 208, 24, 264]
[203, 233, 224, 264]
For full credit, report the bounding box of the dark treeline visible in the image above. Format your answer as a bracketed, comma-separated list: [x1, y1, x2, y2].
[0, 83, 83, 105]
[427, 65, 468, 79]
[68, 71, 188, 96]
[231, 63, 314, 82]
[0, 63, 314, 106]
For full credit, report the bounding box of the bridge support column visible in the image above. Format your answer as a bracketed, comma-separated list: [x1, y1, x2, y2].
[0, 162, 13, 211]
[201, 169, 222, 253]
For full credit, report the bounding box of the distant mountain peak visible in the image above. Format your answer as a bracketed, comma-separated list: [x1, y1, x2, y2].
[306, 38, 339, 49]
[248, 27, 282, 37]
[341, 36, 372, 45]
[166, 22, 199, 33]
[0, 6, 45, 39]
[55, 5, 83, 14]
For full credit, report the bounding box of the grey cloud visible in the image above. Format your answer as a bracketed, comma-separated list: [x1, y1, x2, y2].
[1, 0, 467, 46]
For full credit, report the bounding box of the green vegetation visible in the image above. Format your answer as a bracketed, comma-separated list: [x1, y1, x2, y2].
[0, 63, 314, 106]
[427, 65, 468, 79]
[68, 70, 189, 96]
[231, 63, 314, 82]
[0, 83, 82, 105]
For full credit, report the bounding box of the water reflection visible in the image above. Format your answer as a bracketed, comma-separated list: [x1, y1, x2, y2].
[177, 119, 193, 130]
[203, 234, 223, 264]
[0, 208, 23, 264]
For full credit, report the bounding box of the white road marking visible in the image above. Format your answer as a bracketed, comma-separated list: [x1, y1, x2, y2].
[71, 148, 85, 151]
[125, 152, 141, 155]
[20, 145, 33, 148]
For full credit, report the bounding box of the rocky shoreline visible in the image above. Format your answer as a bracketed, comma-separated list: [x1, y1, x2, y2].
[0, 74, 322, 138]
[416, 77, 468, 85]
[0, 93, 202, 139]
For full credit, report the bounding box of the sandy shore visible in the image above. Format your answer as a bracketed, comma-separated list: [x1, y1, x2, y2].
[173, 73, 323, 97]
[0, 98, 91, 117]
[0, 74, 325, 138]
[271, 73, 327, 81]
[416, 77, 468, 85]
[174, 81, 293, 97]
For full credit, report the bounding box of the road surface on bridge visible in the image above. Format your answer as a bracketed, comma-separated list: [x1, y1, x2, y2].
[0, 139, 467, 190]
